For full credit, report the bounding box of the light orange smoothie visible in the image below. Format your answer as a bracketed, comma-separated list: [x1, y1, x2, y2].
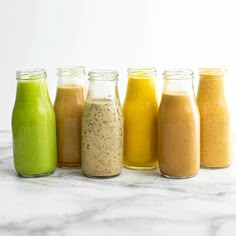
[158, 92, 200, 178]
[197, 68, 231, 168]
[54, 85, 85, 167]
[123, 68, 158, 170]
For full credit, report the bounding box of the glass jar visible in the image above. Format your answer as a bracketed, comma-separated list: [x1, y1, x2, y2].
[158, 69, 200, 178]
[81, 70, 123, 178]
[54, 66, 86, 168]
[197, 68, 231, 168]
[123, 67, 158, 170]
[12, 69, 57, 177]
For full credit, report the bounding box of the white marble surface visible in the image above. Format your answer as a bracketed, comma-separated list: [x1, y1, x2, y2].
[0, 131, 236, 236]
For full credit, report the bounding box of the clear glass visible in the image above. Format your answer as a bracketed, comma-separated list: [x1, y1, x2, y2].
[16, 69, 47, 80]
[54, 66, 86, 168]
[81, 70, 123, 178]
[12, 69, 57, 177]
[197, 67, 231, 168]
[158, 69, 200, 178]
[57, 66, 86, 86]
[123, 67, 158, 170]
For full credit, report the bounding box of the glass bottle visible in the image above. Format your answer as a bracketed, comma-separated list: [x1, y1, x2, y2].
[197, 68, 231, 168]
[158, 69, 200, 178]
[123, 67, 158, 170]
[81, 70, 123, 178]
[12, 69, 57, 177]
[54, 66, 86, 168]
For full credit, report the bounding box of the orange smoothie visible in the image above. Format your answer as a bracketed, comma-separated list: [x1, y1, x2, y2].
[197, 68, 231, 168]
[123, 68, 158, 170]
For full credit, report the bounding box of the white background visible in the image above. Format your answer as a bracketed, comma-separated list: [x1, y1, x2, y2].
[0, 0, 235, 132]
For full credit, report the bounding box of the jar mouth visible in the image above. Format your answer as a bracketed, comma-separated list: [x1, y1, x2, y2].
[163, 69, 194, 80]
[88, 69, 118, 81]
[16, 69, 46, 80]
[199, 67, 227, 76]
[57, 66, 86, 77]
[128, 67, 157, 78]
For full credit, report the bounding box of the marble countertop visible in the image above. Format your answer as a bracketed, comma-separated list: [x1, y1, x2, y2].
[0, 131, 236, 236]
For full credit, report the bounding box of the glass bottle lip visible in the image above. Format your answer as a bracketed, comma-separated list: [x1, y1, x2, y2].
[199, 67, 228, 76]
[16, 69, 46, 80]
[88, 69, 119, 81]
[128, 67, 157, 78]
[57, 66, 86, 77]
[163, 69, 194, 80]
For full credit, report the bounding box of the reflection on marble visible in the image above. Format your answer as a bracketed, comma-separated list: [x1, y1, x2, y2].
[0, 131, 236, 236]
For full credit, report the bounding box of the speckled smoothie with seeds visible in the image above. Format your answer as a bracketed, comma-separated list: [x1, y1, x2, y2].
[81, 99, 123, 177]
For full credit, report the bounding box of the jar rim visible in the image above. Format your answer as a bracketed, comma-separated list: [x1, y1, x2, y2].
[128, 67, 156, 72]
[199, 67, 227, 76]
[88, 69, 118, 81]
[16, 69, 46, 80]
[128, 67, 157, 77]
[163, 69, 194, 80]
[57, 66, 86, 77]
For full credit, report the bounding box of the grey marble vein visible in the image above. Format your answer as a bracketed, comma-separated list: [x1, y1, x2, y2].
[0, 131, 236, 236]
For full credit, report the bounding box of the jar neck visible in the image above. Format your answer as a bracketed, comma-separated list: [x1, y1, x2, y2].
[199, 68, 225, 91]
[199, 77, 225, 99]
[57, 67, 85, 87]
[198, 68, 226, 99]
[57, 76, 85, 87]
[162, 69, 195, 95]
[87, 80, 119, 101]
[15, 78, 51, 105]
[87, 70, 119, 101]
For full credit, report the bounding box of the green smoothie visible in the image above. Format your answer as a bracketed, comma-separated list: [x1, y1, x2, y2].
[12, 70, 57, 177]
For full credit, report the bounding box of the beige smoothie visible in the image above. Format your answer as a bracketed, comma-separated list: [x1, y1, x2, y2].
[197, 68, 230, 168]
[54, 85, 85, 167]
[158, 92, 200, 178]
[82, 99, 123, 177]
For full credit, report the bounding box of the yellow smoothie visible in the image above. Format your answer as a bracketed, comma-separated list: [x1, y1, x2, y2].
[123, 68, 158, 169]
[197, 68, 231, 168]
